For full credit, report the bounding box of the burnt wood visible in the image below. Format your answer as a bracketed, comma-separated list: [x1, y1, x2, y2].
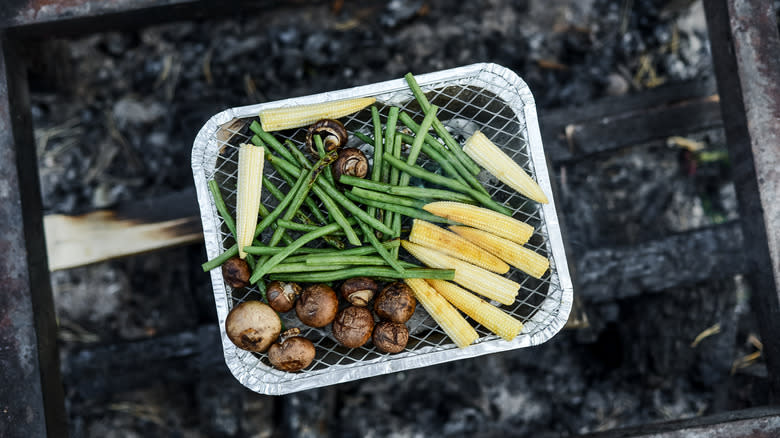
[704, 0, 780, 398]
[0, 37, 67, 438]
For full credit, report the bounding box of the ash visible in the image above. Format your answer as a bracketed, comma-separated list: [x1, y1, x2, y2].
[32, 0, 771, 437]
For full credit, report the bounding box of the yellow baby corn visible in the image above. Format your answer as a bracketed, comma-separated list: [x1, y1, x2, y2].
[404, 278, 478, 348]
[259, 97, 376, 132]
[236, 143, 265, 258]
[409, 219, 509, 274]
[422, 201, 534, 245]
[450, 226, 550, 279]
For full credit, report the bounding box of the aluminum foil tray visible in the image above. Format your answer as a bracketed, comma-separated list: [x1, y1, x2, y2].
[192, 63, 573, 395]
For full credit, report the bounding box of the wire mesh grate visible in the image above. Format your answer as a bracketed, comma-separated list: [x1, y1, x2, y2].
[193, 63, 572, 393]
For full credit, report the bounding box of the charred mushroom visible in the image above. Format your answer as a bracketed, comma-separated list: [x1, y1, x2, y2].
[268, 328, 316, 372]
[222, 256, 251, 288]
[332, 148, 369, 182]
[296, 284, 339, 327]
[372, 321, 409, 354]
[374, 281, 417, 323]
[340, 277, 379, 306]
[332, 306, 374, 348]
[267, 281, 301, 313]
[306, 119, 348, 155]
[225, 301, 281, 352]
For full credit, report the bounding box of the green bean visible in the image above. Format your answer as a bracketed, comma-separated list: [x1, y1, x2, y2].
[286, 239, 399, 263]
[404, 72, 481, 175]
[267, 153, 394, 237]
[267, 162, 320, 248]
[269, 263, 351, 274]
[384, 106, 399, 183]
[208, 179, 237, 238]
[400, 105, 437, 187]
[267, 163, 329, 226]
[201, 245, 239, 272]
[267, 152, 362, 245]
[397, 132, 467, 186]
[351, 187, 424, 209]
[268, 267, 455, 283]
[345, 192, 457, 224]
[398, 112, 487, 195]
[314, 134, 335, 186]
[382, 153, 512, 216]
[356, 219, 405, 273]
[305, 255, 392, 266]
[339, 175, 475, 204]
[249, 222, 343, 283]
[243, 245, 340, 256]
[253, 168, 308, 240]
[249, 120, 296, 164]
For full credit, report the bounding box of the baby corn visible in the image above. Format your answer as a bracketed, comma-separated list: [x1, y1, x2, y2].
[450, 226, 550, 279]
[405, 278, 478, 348]
[409, 219, 509, 274]
[463, 130, 549, 204]
[422, 201, 534, 245]
[427, 279, 522, 341]
[401, 240, 519, 305]
[259, 97, 376, 132]
[236, 143, 265, 258]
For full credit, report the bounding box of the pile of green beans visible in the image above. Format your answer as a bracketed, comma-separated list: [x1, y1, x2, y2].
[201, 72, 515, 288]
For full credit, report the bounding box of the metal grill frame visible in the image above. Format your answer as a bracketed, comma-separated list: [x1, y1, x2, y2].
[192, 63, 574, 395]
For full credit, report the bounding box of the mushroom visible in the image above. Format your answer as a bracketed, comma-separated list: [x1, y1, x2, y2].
[222, 256, 251, 288]
[374, 281, 417, 323]
[332, 306, 374, 348]
[332, 148, 369, 183]
[372, 321, 409, 354]
[305, 119, 348, 155]
[295, 284, 339, 327]
[340, 277, 379, 307]
[267, 328, 316, 372]
[267, 281, 301, 313]
[225, 300, 281, 352]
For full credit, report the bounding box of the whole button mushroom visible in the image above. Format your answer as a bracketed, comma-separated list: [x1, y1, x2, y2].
[225, 300, 281, 352]
[332, 306, 374, 348]
[267, 281, 301, 313]
[374, 281, 417, 323]
[332, 148, 369, 183]
[373, 321, 409, 354]
[340, 277, 379, 307]
[296, 284, 339, 328]
[305, 119, 348, 155]
[268, 328, 316, 372]
[221, 256, 251, 288]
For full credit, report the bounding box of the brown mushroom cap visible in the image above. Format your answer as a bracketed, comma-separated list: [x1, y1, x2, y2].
[305, 119, 348, 155]
[332, 148, 369, 183]
[222, 257, 251, 288]
[267, 281, 301, 313]
[372, 321, 409, 354]
[268, 330, 316, 372]
[374, 281, 417, 323]
[340, 277, 379, 306]
[332, 306, 374, 348]
[296, 284, 339, 327]
[225, 301, 281, 352]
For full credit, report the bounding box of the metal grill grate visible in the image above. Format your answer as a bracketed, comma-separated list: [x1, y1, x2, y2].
[192, 63, 573, 394]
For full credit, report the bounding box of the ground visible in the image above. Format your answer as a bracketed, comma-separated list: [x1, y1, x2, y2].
[29, 0, 772, 436]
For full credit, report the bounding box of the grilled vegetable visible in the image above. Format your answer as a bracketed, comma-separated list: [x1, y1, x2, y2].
[404, 278, 478, 348]
[427, 279, 522, 341]
[449, 226, 550, 279]
[422, 201, 533, 245]
[259, 97, 376, 132]
[408, 219, 510, 274]
[305, 119, 348, 155]
[401, 240, 519, 305]
[236, 143, 265, 258]
[463, 130, 549, 204]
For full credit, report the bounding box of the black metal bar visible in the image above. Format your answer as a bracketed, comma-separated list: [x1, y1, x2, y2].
[577, 406, 780, 438]
[0, 35, 67, 437]
[704, 0, 780, 398]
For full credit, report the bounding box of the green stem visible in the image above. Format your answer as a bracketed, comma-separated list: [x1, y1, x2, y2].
[201, 245, 239, 272]
[249, 222, 344, 283]
[268, 267, 455, 282]
[314, 134, 335, 186]
[305, 255, 394, 266]
[269, 263, 351, 274]
[339, 175, 476, 204]
[399, 105, 438, 187]
[345, 192, 458, 224]
[356, 219, 405, 273]
[243, 245, 341, 256]
[208, 179, 236, 238]
[396, 131, 467, 186]
[351, 187, 424, 209]
[289, 239, 399, 263]
[382, 153, 512, 216]
[249, 120, 296, 164]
